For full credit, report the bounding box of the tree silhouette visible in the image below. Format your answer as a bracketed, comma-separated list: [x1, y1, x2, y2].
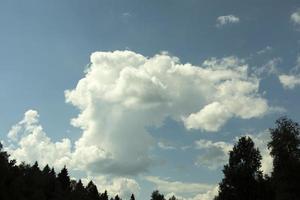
[268, 117, 300, 200]
[130, 194, 135, 200]
[86, 181, 101, 200]
[100, 190, 109, 200]
[57, 166, 71, 192]
[215, 136, 264, 200]
[114, 194, 121, 200]
[168, 195, 177, 200]
[151, 190, 165, 200]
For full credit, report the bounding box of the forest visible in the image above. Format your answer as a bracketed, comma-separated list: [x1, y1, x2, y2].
[0, 117, 299, 200]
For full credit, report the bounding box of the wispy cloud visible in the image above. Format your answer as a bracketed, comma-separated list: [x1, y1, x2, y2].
[257, 46, 272, 55]
[255, 57, 281, 76]
[158, 140, 176, 150]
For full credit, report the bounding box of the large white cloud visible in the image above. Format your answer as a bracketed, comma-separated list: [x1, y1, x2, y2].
[64, 51, 269, 175]
[7, 51, 269, 178]
[4, 50, 274, 199]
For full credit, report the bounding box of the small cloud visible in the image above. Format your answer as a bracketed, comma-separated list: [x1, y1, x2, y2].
[278, 55, 300, 89]
[183, 102, 232, 132]
[216, 15, 240, 27]
[181, 145, 192, 151]
[291, 9, 300, 25]
[122, 12, 131, 18]
[279, 74, 300, 89]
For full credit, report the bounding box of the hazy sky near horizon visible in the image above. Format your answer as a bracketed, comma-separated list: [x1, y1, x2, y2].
[1, 0, 300, 199]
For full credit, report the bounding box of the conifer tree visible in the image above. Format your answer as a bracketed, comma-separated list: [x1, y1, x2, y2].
[100, 190, 109, 200]
[86, 181, 101, 200]
[114, 194, 121, 200]
[57, 166, 71, 191]
[130, 194, 135, 200]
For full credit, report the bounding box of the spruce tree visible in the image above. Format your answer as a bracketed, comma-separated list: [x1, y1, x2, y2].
[130, 194, 135, 200]
[86, 181, 100, 200]
[100, 190, 109, 200]
[57, 166, 71, 192]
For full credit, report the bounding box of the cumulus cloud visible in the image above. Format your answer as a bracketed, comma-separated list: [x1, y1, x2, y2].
[64, 51, 269, 175]
[194, 139, 232, 169]
[183, 102, 232, 132]
[291, 9, 300, 25]
[4, 50, 275, 199]
[7, 51, 269, 179]
[6, 110, 72, 169]
[216, 15, 240, 27]
[145, 176, 215, 199]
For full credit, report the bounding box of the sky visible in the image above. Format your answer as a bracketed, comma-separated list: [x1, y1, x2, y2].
[0, 0, 300, 199]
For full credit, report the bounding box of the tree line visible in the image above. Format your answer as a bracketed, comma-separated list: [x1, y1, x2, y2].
[0, 117, 299, 200]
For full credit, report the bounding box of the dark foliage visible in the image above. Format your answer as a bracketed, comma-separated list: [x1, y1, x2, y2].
[150, 190, 165, 200]
[130, 194, 135, 200]
[215, 136, 264, 200]
[268, 117, 300, 200]
[215, 117, 300, 200]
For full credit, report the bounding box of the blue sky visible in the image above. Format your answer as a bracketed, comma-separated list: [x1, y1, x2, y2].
[1, 0, 300, 199]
